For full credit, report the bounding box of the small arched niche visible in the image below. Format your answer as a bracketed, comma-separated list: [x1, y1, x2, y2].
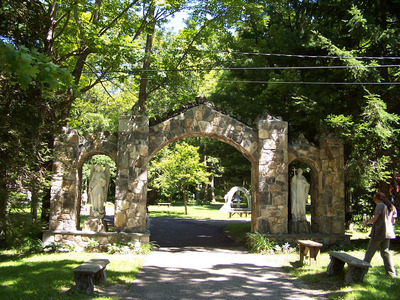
[77, 153, 117, 231]
[288, 159, 318, 233]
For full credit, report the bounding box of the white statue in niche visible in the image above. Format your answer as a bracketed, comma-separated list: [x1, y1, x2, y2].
[290, 168, 310, 221]
[88, 164, 110, 218]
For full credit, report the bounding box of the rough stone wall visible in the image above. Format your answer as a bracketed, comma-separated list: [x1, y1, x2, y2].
[49, 128, 118, 231]
[42, 230, 149, 251]
[255, 118, 289, 234]
[115, 113, 149, 232]
[318, 136, 345, 234]
[50, 127, 80, 231]
[148, 104, 258, 161]
[288, 135, 345, 235]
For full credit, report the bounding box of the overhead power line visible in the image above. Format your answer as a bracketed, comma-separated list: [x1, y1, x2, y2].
[213, 80, 400, 85]
[222, 51, 400, 60]
[135, 64, 400, 72]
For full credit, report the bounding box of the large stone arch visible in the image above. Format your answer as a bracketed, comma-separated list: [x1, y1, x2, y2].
[45, 103, 347, 248]
[116, 104, 289, 235]
[148, 104, 258, 163]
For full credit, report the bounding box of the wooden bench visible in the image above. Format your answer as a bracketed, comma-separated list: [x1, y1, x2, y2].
[297, 240, 323, 265]
[327, 251, 371, 284]
[229, 210, 251, 218]
[73, 258, 110, 294]
[158, 202, 171, 207]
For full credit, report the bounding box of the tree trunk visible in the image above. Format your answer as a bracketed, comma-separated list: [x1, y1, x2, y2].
[30, 188, 39, 223]
[183, 186, 188, 215]
[0, 181, 8, 248]
[137, 5, 156, 111]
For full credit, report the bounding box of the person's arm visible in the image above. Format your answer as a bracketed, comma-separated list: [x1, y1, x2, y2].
[364, 213, 380, 226]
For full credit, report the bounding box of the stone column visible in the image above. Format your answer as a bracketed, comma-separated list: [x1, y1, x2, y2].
[115, 113, 149, 233]
[255, 118, 289, 234]
[49, 127, 79, 231]
[317, 136, 345, 234]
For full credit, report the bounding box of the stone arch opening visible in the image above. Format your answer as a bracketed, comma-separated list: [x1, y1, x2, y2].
[288, 160, 319, 233]
[148, 137, 252, 209]
[77, 153, 117, 231]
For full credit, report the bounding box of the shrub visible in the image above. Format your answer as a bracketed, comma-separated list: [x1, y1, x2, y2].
[135, 241, 159, 255]
[107, 241, 159, 255]
[43, 241, 74, 253]
[246, 232, 277, 254]
[85, 238, 100, 251]
[17, 238, 43, 254]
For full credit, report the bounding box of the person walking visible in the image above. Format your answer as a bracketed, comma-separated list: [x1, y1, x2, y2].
[363, 192, 397, 277]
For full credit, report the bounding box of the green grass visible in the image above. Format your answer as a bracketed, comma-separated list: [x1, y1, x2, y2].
[148, 203, 251, 220]
[283, 249, 400, 300]
[0, 251, 143, 300]
[4, 204, 400, 300]
[224, 222, 251, 244]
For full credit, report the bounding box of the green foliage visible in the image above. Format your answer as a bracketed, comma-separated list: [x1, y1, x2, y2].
[107, 241, 158, 255]
[5, 197, 44, 251]
[43, 242, 75, 253]
[84, 238, 100, 251]
[0, 41, 72, 95]
[246, 232, 277, 254]
[207, 0, 400, 210]
[149, 141, 211, 208]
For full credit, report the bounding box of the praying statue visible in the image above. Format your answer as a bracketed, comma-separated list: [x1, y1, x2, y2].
[88, 164, 110, 218]
[290, 168, 310, 221]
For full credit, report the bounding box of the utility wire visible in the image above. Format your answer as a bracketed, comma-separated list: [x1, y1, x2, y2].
[221, 51, 400, 60]
[213, 80, 400, 85]
[134, 64, 400, 72]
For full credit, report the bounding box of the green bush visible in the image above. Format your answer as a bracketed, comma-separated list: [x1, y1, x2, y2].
[84, 238, 100, 251]
[107, 241, 159, 255]
[246, 232, 277, 254]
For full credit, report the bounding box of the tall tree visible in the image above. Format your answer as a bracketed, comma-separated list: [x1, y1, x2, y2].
[149, 142, 210, 214]
[0, 41, 72, 247]
[208, 1, 400, 208]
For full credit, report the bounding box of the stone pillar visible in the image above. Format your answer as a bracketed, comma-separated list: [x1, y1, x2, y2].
[255, 118, 289, 234]
[115, 113, 149, 233]
[317, 136, 345, 234]
[49, 127, 79, 231]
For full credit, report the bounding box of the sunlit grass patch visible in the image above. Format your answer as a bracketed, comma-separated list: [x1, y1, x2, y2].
[0, 251, 143, 300]
[148, 203, 251, 220]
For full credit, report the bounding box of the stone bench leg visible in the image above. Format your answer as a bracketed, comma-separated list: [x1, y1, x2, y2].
[93, 268, 107, 284]
[74, 272, 95, 294]
[327, 257, 345, 275]
[299, 245, 308, 263]
[345, 266, 368, 284]
[308, 247, 321, 265]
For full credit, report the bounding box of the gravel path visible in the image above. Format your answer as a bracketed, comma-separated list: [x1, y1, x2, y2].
[96, 218, 328, 299]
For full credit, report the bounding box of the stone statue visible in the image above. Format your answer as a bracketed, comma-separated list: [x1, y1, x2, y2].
[88, 164, 110, 218]
[290, 168, 310, 221]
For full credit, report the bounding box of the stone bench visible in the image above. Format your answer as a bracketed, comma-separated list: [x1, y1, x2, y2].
[327, 251, 371, 284]
[297, 239, 323, 265]
[229, 210, 251, 218]
[158, 202, 171, 207]
[73, 258, 110, 294]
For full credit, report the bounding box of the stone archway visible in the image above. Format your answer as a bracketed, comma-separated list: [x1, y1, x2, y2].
[116, 103, 289, 235]
[45, 103, 348, 248]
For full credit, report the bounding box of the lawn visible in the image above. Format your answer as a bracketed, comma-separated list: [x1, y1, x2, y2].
[148, 202, 251, 220]
[2, 204, 400, 300]
[0, 251, 143, 300]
